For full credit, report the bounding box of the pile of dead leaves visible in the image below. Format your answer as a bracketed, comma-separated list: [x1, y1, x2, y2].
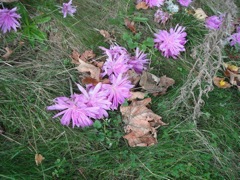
[213, 63, 240, 91]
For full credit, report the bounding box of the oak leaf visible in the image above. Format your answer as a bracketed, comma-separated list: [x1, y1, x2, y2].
[121, 98, 167, 147]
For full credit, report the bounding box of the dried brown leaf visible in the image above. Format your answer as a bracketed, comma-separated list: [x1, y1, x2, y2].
[124, 18, 136, 34]
[76, 59, 101, 81]
[193, 8, 208, 20]
[71, 50, 81, 64]
[120, 98, 167, 147]
[127, 69, 141, 85]
[136, 2, 148, 10]
[82, 76, 99, 85]
[2, 47, 13, 60]
[99, 30, 111, 39]
[80, 50, 96, 62]
[35, 154, 44, 166]
[128, 91, 146, 101]
[213, 77, 231, 88]
[139, 71, 175, 95]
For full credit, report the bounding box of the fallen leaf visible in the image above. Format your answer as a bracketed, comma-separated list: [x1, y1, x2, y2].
[35, 154, 44, 166]
[213, 77, 231, 88]
[2, 47, 13, 59]
[71, 50, 81, 64]
[124, 18, 136, 34]
[128, 91, 146, 101]
[193, 8, 208, 20]
[127, 70, 141, 86]
[136, 2, 148, 10]
[80, 50, 96, 62]
[82, 76, 99, 85]
[99, 30, 111, 39]
[76, 59, 101, 81]
[139, 71, 175, 95]
[121, 98, 167, 147]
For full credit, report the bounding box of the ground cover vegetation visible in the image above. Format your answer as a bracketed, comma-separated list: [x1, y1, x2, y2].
[0, 0, 239, 179]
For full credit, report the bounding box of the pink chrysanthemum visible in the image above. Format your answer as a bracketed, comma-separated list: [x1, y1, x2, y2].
[228, 32, 240, 47]
[0, 7, 21, 34]
[205, 15, 223, 30]
[101, 46, 131, 77]
[144, 0, 165, 7]
[154, 9, 170, 24]
[128, 48, 149, 74]
[61, 0, 77, 18]
[76, 83, 111, 119]
[102, 74, 133, 110]
[47, 95, 99, 128]
[154, 24, 187, 59]
[177, 0, 192, 7]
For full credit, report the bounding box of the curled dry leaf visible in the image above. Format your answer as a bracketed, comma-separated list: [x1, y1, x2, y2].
[76, 59, 101, 81]
[124, 18, 136, 34]
[136, 2, 148, 10]
[127, 70, 141, 86]
[128, 91, 146, 101]
[35, 154, 44, 166]
[213, 77, 231, 88]
[80, 50, 96, 62]
[71, 50, 81, 64]
[139, 71, 175, 95]
[120, 98, 167, 147]
[2, 47, 13, 60]
[223, 63, 240, 90]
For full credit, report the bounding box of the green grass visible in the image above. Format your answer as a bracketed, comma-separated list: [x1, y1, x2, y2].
[0, 0, 240, 179]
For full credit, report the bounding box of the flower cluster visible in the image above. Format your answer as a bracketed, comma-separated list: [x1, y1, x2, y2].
[47, 46, 149, 127]
[154, 24, 187, 59]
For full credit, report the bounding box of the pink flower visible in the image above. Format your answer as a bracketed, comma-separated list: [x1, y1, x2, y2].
[102, 74, 133, 110]
[76, 83, 111, 119]
[154, 24, 187, 59]
[61, 0, 77, 18]
[177, 0, 192, 7]
[144, 0, 165, 7]
[128, 48, 149, 74]
[236, 26, 240, 33]
[205, 15, 223, 30]
[101, 46, 131, 77]
[0, 7, 21, 33]
[228, 32, 240, 47]
[47, 95, 99, 128]
[154, 9, 170, 24]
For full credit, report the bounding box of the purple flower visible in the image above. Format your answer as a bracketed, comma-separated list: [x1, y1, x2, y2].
[205, 15, 223, 30]
[102, 74, 133, 110]
[128, 48, 149, 74]
[101, 46, 131, 77]
[154, 9, 170, 24]
[154, 24, 187, 59]
[47, 95, 99, 128]
[228, 32, 240, 47]
[177, 0, 192, 7]
[76, 83, 111, 119]
[236, 26, 240, 33]
[0, 7, 21, 34]
[61, 0, 77, 18]
[144, 0, 165, 7]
